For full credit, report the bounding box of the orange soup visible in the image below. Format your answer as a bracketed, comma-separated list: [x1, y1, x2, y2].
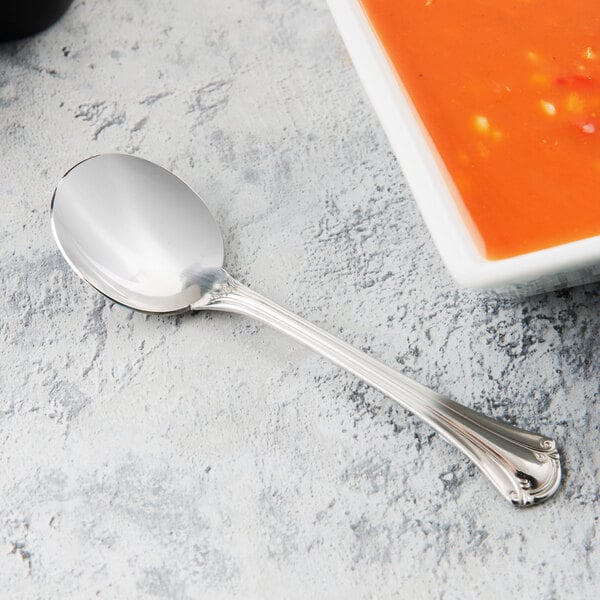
[360, 0, 600, 259]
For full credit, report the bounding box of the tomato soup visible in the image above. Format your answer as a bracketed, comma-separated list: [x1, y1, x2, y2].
[360, 0, 600, 259]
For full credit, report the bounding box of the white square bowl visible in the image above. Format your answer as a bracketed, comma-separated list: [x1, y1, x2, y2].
[327, 0, 600, 295]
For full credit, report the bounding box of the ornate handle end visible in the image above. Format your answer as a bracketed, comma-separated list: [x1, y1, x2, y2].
[507, 438, 561, 507]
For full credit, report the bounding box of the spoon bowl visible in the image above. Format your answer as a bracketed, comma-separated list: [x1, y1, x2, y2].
[51, 154, 224, 313]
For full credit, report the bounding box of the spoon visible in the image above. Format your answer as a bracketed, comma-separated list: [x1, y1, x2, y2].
[51, 154, 561, 506]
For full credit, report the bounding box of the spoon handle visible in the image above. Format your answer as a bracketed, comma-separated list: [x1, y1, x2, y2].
[202, 275, 561, 506]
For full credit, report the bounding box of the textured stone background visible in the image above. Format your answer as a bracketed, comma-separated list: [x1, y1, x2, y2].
[0, 1, 599, 598]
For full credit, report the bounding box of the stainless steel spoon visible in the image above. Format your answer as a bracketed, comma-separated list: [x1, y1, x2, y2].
[51, 154, 561, 506]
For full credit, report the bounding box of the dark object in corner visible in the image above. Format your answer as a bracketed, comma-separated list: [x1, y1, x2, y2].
[0, 0, 74, 42]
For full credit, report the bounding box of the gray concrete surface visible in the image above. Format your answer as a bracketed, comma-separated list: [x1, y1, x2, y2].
[0, 1, 598, 598]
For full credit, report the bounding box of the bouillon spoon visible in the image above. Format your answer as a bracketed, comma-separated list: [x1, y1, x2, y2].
[51, 154, 561, 506]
